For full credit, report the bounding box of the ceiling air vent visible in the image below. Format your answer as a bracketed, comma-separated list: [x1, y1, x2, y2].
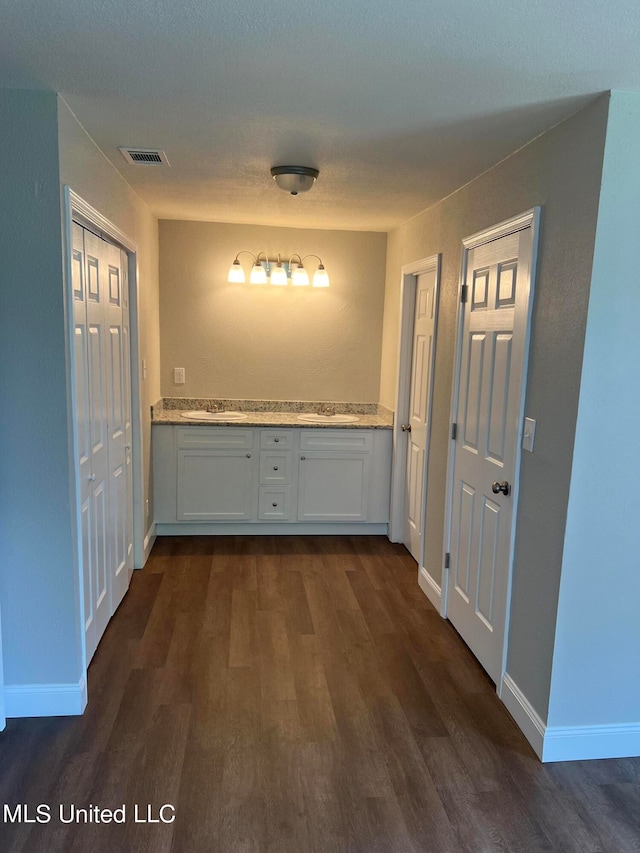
[118, 147, 170, 166]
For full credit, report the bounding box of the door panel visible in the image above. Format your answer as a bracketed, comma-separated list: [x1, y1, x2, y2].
[476, 496, 500, 627]
[73, 328, 91, 468]
[108, 327, 124, 440]
[454, 481, 474, 601]
[177, 451, 254, 520]
[463, 333, 485, 451]
[487, 334, 512, 463]
[298, 453, 369, 521]
[87, 326, 106, 456]
[407, 442, 424, 536]
[448, 224, 535, 684]
[91, 477, 109, 647]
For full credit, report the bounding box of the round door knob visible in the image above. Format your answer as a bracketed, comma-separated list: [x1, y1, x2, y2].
[492, 481, 511, 496]
[401, 423, 412, 432]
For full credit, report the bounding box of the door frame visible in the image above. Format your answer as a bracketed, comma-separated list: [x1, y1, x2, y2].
[389, 255, 441, 595]
[63, 188, 144, 672]
[441, 208, 540, 690]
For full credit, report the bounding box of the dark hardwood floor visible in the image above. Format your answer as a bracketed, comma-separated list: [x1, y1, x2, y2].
[1, 536, 639, 852]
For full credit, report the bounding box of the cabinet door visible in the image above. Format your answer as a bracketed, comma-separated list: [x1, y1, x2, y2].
[297, 453, 370, 521]
[177, 450, 255, 520]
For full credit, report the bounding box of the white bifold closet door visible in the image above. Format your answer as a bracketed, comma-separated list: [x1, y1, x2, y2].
[71, 223, 133, 664]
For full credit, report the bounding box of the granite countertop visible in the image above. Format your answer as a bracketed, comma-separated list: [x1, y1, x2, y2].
[151, 398, 394, 429]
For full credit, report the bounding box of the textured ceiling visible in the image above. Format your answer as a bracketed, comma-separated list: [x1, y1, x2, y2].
[1, 0, 640, 230]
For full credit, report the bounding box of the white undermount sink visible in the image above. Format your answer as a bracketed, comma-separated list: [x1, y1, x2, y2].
[297, 413, 359, 424]
[181, 410, 248, 421]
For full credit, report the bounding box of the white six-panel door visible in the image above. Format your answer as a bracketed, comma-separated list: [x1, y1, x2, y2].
[404, 269, 437, 563]
[447, 223, 534, 685]
[72, 224, 133, 664]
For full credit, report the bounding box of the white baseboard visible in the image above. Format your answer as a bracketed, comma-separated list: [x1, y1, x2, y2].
[418, 565, 442, 611]
[501, 674, 640, 762]
[139, 522, 156, 568]
[4, 676, 87, 718]
[501, 673, 545, 759]
[543, 723, 640, 763]
[155, 522, 389, 536]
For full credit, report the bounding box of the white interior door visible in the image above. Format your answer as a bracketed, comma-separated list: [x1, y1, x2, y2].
[403, 270, 437, 563]
[72, 224, 133, 664]
[447, 222, 535, 684]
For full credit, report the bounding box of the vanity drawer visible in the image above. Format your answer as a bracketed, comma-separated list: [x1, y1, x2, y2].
[299, 429, 372, 452]
[260, 451, 292, 484]
[177, 427, 253, 450]
[258, 486, 292, 520]
[260, 430, 293, 450]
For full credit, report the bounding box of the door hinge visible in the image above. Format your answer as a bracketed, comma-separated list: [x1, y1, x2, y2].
[445, 552, 450, 569]
[460, 284, 468, 303]
[451, 422, 457, 440]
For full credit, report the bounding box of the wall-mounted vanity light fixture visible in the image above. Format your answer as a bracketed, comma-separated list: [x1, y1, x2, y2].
[227, 251, 330, 287]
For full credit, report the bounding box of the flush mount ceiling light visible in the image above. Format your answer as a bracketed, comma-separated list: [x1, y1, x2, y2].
[270, 165, 319, 196]
[227, 251, 330, 288]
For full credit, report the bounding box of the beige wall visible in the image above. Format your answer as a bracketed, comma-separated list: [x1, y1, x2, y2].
[380, 95, 610, 720]
[57, 98, 160, 531]
[159, 221, 387, 402]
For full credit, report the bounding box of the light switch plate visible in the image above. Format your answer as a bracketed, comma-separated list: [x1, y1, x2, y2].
[522, 417, 536, 452]
[174, 367, 186, 384]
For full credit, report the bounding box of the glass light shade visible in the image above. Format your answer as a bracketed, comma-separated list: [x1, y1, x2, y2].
[312, 265, 330, 288]
[249, 262, 268, 285]
[228, 260, 245, 283]
[270, 264, 288, 286]
[271, 166, 319, 195]
[292, 264, 309, 286]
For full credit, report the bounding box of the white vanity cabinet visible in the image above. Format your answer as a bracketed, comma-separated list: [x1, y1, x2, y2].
[153, 424, 392, 534]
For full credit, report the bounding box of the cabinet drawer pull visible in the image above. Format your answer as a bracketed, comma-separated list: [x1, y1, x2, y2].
[272, 502, 278, 507]
[274, 437, 279, 443]
[246, 453, 251, 458]
[300, 455, 305, 460]
[273, 466, 279, 471]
